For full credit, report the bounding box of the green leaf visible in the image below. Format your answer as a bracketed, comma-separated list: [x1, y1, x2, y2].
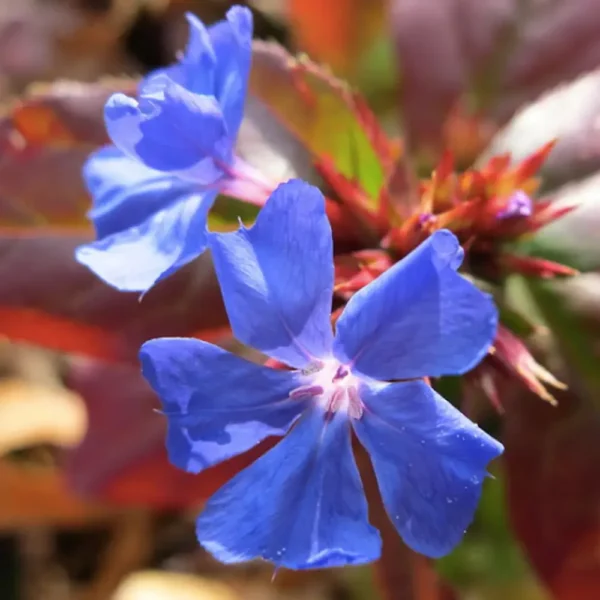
[208, 195, 260, 232]
[249, 42, 390, 201]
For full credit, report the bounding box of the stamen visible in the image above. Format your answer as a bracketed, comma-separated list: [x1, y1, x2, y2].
[333, 365, 349, 381]
[301, 362, 323, 376]
[328, 387, 346, 412]
[293, 359, 365, 419]
[347, 385, 364, 419]
[289, 385, 324, 399]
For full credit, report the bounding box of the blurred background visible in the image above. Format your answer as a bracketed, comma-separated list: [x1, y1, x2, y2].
[0, 1, 599, 599]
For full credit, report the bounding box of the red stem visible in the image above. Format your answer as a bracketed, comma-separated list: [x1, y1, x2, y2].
[356, 443, 445, 600]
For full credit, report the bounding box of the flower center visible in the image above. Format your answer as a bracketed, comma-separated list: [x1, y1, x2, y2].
[289, 360, 364, 419]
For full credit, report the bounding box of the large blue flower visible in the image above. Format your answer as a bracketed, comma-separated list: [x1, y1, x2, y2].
[76, 6, 254, 292]
[140, 180, 503, 569]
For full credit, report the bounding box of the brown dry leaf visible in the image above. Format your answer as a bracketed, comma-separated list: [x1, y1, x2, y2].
[0, 460, 112, 530]
[0, 378, 86, 454]
[112, 571, 240, 600]
[81, 512, 154, 600]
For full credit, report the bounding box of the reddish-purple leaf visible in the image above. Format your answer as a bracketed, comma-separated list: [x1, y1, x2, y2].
[12, 79, 136, 147]
[390, 0, 513, 151]
[503, 388, 600, 598]
[391, 0, 600, 152]
[64, 359, 274, 508]
[0, 78, 243, 359]
[0, 141, 91, 230]
[483, 69, 600, 191]
[0, 233, 229, 362]
[249, 41, 394, 200]
[0, 79, 136, 231]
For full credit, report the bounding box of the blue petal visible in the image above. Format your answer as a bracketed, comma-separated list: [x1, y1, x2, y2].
[83, 146, 193, 238]
[197, 406, 381, 568]
[103, 93, 141, 158]
[105, 78, 230, 182]
[176, 13, 217, 94]
[333, 230, 498, 380]
[76, 189, 216, 292]
[208, 5, 253, 135]
[140, 338, 305, 473]
[209, 180, 335, 369]
[148, 13, 217, 94]
[352, 379, 503, 558]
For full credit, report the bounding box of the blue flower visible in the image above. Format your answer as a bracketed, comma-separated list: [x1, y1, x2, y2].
[140, 180, 503, 569]
[76, 6, 254, 292]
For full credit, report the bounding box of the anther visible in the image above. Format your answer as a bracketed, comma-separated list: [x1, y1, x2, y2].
[301, 362, 323, 376]
[333, 365, 349, 381]
[289, 385, 324, 399]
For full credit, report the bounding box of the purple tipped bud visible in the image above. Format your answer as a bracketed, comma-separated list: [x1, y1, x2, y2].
[497, 190, 532, 220]
[418, 213, 436, 227]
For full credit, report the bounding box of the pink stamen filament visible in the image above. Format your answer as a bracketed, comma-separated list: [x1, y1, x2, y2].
[328, 387, 346, 412]
[289, 385, 325, 399]
[347, 385, 364, 419]
[216, 155, 276, 205]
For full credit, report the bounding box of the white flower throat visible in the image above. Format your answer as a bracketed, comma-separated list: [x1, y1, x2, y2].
[289, 359, 364, 419]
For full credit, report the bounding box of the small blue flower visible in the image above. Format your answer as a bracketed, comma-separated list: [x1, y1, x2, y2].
[140, 180, 503, 569]
[76, 6, 254, 292]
